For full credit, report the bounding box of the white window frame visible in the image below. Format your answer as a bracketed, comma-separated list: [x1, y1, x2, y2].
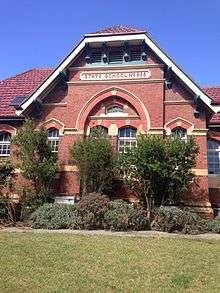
[0, 132, 11, 157]
[118, 127, 137, 153]
[48, 128, 59, 153]
[208, 140, 220, 175]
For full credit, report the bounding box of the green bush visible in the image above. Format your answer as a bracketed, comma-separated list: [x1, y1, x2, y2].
[31, 203, 82, 229]
[76, 193, 109, 229]
[19, 188, 54, 221]
[208, 216, 220, 233]
[152, 206, 209, 234]
[104, 200, 150, 231]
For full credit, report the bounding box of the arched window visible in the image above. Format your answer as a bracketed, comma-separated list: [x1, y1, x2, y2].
[118, 126, 137, 153]
[90, 126, 108, 137]
[48, 128, 59, 153]
[106, 105, 123, 114]
[0, 132, 11, 157]
[171, 127, 187, 142]
[208, 140, 220, 174]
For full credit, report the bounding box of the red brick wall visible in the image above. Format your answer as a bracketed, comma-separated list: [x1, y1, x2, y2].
[0, 47, 214, 216]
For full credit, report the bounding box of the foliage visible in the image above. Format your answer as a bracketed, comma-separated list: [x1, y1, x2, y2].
[76, 193, 109, 229]
[104, 200, 150, 231]
[0, 160, 14, 189]
[70, 128, 114, 195]
[31, 196, 150, 231]
[13, 120, 58, 200]
[18, 187, 52, 221]
[0, 196, 7, 221]
[208, 216, 220, 233]
[152, 206, 209, 234]
[0, 160, 16, 222]
[31, 203, 82, 229]
[117, 135, 199, 218]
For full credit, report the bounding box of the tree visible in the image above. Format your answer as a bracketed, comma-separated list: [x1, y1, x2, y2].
[118, 135, 199, 219]
[0, 159, 14, 190]
[70, 128, 114, 196]
[0, 160, 16, 222]
[13, 120, 58, 200]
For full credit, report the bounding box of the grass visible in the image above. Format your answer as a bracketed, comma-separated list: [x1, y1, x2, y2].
[0, 232, 219, 292]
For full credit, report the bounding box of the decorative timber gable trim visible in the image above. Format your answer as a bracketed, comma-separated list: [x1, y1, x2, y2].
[16, 31, 218, 115]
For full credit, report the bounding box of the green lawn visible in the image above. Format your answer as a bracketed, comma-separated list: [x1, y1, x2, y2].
[0, 233, 219, 292]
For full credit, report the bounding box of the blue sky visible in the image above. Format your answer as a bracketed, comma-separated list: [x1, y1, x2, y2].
[0, 0, 219, 85]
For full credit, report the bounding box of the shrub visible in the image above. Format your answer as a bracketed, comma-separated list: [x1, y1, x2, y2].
[31, 203, 82, 229]
[104, 200, 150, 231]
[76, 193, 109, 229]
[208, 216, 220, 233]
[19, 188, 54, 221]
[70, 130, 114, 195]
[117, 135, 199, 218]
[0, 195, 17, 223]
[13, 120, 58, 199]
[0, 196, 7, 221]
[181, 210, 209, 235]
[152, 206, 209, 234]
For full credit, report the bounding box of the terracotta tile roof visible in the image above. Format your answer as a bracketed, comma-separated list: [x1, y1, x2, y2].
[203, 86, 220, 104]
[0, 68, 53, 117]
[209, 113, 220, 124]
[202, 87, 220, 125]
[86, 25, 146, 36]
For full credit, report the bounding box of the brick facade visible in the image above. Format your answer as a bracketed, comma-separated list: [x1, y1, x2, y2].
[0, 25, 219, 217]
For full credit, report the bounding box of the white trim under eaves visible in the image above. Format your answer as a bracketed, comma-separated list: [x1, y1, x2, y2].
[17, 33, 219, 115]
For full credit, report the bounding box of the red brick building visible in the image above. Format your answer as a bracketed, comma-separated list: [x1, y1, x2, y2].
[1, 26, 220, 216]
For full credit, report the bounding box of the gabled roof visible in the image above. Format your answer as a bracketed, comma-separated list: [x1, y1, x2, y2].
[15, 25, 219, 115]
[203, 86, 220, 104]
[86, 25, 147, 36]
[0, 68, 53, 117]
[0, 25, 219, 116]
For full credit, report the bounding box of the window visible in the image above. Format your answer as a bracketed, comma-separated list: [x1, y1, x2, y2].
[109, 50, 124, 64]
[48, 128, 59, 153]
[88, 47, 144, 65]
[106, 105, 123, 114]
[118, 127, 137, 153]
[91, 51, 102, 63]
[171, 127, 187, 142]
[208, 140, 220, 174]
[130, 50, 142, 62]
[0, 132, 11, 157]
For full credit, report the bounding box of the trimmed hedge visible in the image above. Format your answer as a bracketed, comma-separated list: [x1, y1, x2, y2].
[208, 216, 220, 233]
[104, 200, 150, 231]
[31, 197, 150, 231]
[31, 200, 220, 234]
[31, 204, 82, 229]
[76, 193, 109, 229]
[152, 206, 209, 234]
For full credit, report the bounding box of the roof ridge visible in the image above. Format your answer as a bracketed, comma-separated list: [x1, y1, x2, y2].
[0, 69, 35, 83]
[202, 85, 220, 89]
[86, 25, 147, 36]
[0, 68, 53, 83]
